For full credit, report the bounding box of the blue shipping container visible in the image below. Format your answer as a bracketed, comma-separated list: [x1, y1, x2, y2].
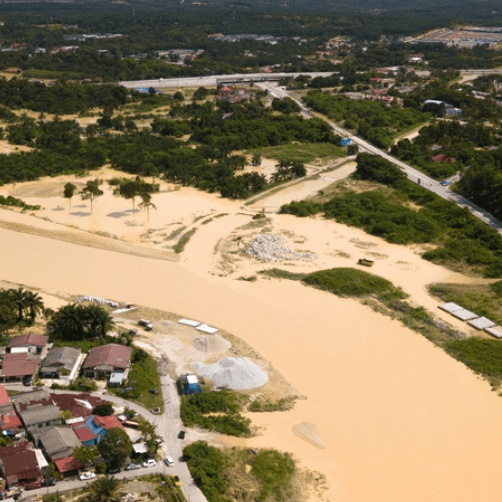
[341, 138, 351, 146]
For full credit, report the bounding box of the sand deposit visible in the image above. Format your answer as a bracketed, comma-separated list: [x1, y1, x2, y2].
[246, 234, 318, 262]
[292, 422, 328, 450]
[192, 357, 269, 390]
[193, 334, 231, 353]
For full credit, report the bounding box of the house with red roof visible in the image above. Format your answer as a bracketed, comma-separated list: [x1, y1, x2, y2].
[72, 414, 124, 446]
[54, 456, 84, 477]
[51, 392, 108, 419]
[83, 344, 132, 379]
[432, 153, 455, 163]
[9, 334, 48, 355]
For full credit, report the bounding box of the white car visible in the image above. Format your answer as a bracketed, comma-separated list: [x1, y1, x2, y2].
[164, 456, 174, 467]
[142, 459, 156, 468]
[79, 471, 96, 481]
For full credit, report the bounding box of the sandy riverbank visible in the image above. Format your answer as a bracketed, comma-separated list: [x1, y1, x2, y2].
[0, 169, 501, 501]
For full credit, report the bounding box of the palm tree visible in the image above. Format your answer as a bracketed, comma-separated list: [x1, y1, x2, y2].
[87, 476, 124, 502]
[24, 290, 44, 322]
[48, 304, 86, 341]
[8, 288, 28, 322]
[84, 304, 115, 339]
[139, 191, 157, 223]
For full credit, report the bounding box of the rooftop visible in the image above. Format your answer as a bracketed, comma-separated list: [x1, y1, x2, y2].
[83, 344, 132, 370]
[2, 353, 39, 378]
[9, 334, 48, 348]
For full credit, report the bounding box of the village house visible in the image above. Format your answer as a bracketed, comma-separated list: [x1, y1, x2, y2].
[18, 405, 61, 435]
[40, 346, 81, 381]
[50, 392, 108, 419]
[0, 385, 22, 436]
[72, 414, 124, 446]
[8, 334, 48, 355]
[38, 426, 81, 461]
[0, 353, 39, 384]
[0, 441, 43, 489]
[54, 456, 84, 478]
[82, 344, 132, 380]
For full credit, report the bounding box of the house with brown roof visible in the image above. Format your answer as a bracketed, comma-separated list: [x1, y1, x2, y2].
[83, 344, 132, 379]
[0, 353, 39, 384]
[9, 334, 48, 355]
[54, 456, 84, 477]
[39, 426, 81, 461]
[0, 441, 42, 489]
[50, 392, 108, 419]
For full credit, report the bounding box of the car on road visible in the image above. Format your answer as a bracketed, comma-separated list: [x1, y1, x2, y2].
[107, 467, 121, 474]
[42, 479, 56, 487]
[164, 456, 174, 467]
[142, 459, 157, 468]
[125, 463, 141, 471]
[440, 180, 449, 186]
[178, 431, 186, 439]
[79, 471, 96, 481]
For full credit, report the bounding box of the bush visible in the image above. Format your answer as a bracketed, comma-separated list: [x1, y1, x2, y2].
[447, 338, 502, 377]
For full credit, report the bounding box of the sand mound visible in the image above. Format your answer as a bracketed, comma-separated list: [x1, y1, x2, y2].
[192, 356, 268, 390]
[292, 422, 327, 449]
[193, 334, 231, 353]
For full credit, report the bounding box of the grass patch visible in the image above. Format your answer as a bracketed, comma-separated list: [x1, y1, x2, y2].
[447, 338, 502, 386]
[252, 143, 344, 164]
[184, 442, 301, 502]
[248, 396, 296, 412]
[52, 335, 116, 354]
[173, 228, 197, 253]
[429, 282, 502, 325]
[180, 390, 251, 437]
[109, 347, 163, 412]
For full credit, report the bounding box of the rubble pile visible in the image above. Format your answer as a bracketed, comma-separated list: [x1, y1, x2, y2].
[246, 234, 318, 263]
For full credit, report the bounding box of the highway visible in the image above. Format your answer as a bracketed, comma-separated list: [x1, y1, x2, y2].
[257, 81, 502, 234]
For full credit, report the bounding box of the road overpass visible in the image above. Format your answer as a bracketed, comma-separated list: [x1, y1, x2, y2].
[119, 72, 336, 89]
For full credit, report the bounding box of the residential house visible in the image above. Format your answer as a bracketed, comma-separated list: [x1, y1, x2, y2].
[39, 426, 81, 461]
[72, 414, 124, 446]
[54, 456, 84, 478]
[41, 347, 81, 380]
[0, 353, 39, 384]
[0, 387, 22, 435]
[82, 344, 132, 379]
[11, 389, 53, 412]
[18, 405, 61, 434]
[0, 441, 42, 489]
[432, 153, 455, 163]
[8, 334, 48, 355]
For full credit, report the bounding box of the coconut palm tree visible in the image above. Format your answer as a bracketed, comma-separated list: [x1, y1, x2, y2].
[87, 476, 124, 502]
[8, 288, 28, 322]
[47, 304, 86, 341]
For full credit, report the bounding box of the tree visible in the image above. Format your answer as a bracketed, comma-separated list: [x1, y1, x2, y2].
[93, 403, 114, 416]
[139, 191, 156, 223]
[73, 445, 98, 467]
[8, 288, 28, 322]
[23, 290, 44, 323]
[48, 304, 86, 341]
[81, 179, 103, 214]
[290, 160, 307, 178]
[84, 303, 115, 338]
[252, 153, 262, 166]
[87, 475, 124, 502]
[138, 420, 161, 456]
[63, 182, 77, 210]
[97, 428, 132, 468]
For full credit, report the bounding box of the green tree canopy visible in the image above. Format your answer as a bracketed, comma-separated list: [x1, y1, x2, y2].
[97, 428, 133, 468]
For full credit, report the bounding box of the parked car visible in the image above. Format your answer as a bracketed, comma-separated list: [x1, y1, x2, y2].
[125, 463, 141, 471]
[79, 471, 96, 481]
[440, 180, 449, 186]
[107, 467, 121, 474]
[149, 388, 158, 395]
[178, 431, 186, 439]
[164, 456, 174, 467]
[42, 479, 56, 487]
[142, 459, 156, 468]
[138, 319, 153, 331]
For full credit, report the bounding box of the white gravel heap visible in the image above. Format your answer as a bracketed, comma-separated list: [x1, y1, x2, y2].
[193, 335, 231, 353]
[246, 234, 318, 263]
[192, 356, 268, 390]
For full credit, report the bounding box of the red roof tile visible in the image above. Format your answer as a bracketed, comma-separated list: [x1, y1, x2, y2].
[1, 411, 22, 431]
[3, 451, 38, 477]
[9, 334, 48, 348]
[51, 393, 108, 418]
[72, 425, 97, 443]
[0, 441, 33, 458]
[2, 353, 38, 377]
[93, 415, 124, 430]
[0, 385, 9, 406]
[54, 456, 84, 473]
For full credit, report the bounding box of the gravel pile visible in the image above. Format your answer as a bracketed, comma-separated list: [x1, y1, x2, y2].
[246, 234, 318, 263]
[193, 335, 231, 353]
[192, 356, 268, 390]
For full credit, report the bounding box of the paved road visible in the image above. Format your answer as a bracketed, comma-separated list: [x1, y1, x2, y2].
[257, 81, 502, 235]
[15, 380, 208, 502]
